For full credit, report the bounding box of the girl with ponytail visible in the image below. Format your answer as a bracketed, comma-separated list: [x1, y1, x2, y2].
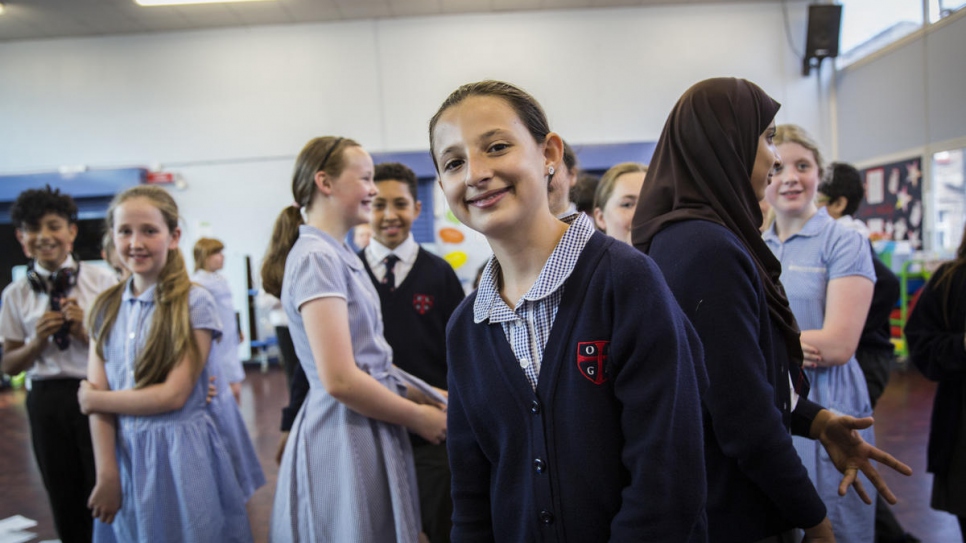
[78, 185, 252, 542]
[269, 136, 446, 542]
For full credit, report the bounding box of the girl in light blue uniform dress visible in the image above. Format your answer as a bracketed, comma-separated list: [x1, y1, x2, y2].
[763, 124, 876, 543]
[267, 137, 447, 542]
[192, 238, 265, 500]
[79, 186, 252, 543]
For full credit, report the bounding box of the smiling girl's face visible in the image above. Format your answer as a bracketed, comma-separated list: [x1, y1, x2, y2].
[432, 95, 555, 238]
[594, 171, 645, 245]
[765, 141, 820, 217]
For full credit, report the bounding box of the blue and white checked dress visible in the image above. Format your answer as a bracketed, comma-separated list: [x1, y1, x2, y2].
[192, 270, 246, 383]
[94, 281, 252, 543]
[270, 225, 421, 543]
[764, 208, 876, 543]
[192, 270, 266, 500]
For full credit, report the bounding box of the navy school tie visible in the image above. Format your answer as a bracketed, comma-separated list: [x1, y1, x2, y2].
[382, 254, 400, 292]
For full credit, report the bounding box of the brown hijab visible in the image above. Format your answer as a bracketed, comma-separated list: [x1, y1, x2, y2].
[631, 77, 804, 372]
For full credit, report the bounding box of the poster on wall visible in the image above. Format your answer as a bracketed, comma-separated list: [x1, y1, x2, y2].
[857, 156, 923, 249]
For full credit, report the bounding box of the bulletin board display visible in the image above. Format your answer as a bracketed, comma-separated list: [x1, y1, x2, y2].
[857, 157, 924, 249]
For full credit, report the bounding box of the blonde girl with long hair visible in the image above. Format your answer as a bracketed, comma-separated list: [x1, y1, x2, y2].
[78, 185, 251, 542]
[267, 136, 445, 542]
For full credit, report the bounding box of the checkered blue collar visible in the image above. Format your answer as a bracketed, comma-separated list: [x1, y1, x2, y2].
[763, 206, 832, 242]
[473, 212, 595, 324]
[121, 276, 156, 303]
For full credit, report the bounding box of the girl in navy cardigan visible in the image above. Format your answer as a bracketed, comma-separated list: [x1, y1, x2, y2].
[429, 80, 708, 542]
[633, 77, 912, 543]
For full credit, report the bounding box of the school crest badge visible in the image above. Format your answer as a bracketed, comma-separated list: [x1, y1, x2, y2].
[576, 341, 610, 385]
[413, 294, 434, 315]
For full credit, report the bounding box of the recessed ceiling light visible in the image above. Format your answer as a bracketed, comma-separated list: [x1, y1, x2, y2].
[135, 0, 277, 6]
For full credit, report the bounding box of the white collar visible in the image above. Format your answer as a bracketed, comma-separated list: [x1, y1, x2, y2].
[367, 233, 418, 265]
[34, 254, 76, 279]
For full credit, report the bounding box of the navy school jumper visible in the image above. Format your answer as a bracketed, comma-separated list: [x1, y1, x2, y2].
[446, 231, 709, 542]
[359, 246, 465, 392]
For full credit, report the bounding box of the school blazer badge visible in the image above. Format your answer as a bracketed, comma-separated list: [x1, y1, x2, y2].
[576, 341, 610, 385]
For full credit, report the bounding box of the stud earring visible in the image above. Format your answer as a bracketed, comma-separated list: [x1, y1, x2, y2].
[548, 166, 555, 176]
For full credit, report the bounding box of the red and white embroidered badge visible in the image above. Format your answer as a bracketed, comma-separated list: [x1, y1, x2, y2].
[413, 294, 434, 315]
[576, 341, 610, 385]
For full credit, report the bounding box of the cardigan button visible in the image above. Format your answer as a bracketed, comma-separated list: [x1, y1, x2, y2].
[533, 458, 545, 473]
[539, 510, 554, 525]
[530, 400, 541, 414]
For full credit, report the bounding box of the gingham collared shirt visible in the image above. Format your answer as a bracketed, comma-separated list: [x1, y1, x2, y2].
[473, 212, 595, 389]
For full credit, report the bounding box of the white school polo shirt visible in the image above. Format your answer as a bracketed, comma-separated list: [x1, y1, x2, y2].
[0, 256, 118, 380]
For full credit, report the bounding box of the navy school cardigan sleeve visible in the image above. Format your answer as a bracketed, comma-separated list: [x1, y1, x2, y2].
[905, 261, 966, 475]
[446, 232, 708, 543]
[648, 220, 826, 541]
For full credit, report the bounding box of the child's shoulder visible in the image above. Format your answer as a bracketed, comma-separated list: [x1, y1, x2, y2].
[445, 288, 478, 334]
[1, 275, 30, 299]
[188, 283, 218, 308]
[656, 220, 753, 268]
[290, 232, 347, 268]
[82, 261, 120, 287]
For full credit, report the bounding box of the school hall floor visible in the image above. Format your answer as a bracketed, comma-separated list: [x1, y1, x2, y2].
[0, 363, 960, 543]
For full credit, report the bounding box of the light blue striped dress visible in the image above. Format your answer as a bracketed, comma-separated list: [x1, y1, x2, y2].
[94, 280, 252, 543]
[192, 270, 246, 383]
[192, 269, 266, 500]
[269, 224, 421, 543]
[764, 208, 876, 543]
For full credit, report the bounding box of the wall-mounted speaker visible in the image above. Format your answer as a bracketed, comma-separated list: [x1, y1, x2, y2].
[802, 4, 843, 76]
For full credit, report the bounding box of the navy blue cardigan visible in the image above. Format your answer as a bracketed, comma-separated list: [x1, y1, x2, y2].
[648, 220, 826, 542]
[446, 232, 708, 542]
[905, 261, 966, 476]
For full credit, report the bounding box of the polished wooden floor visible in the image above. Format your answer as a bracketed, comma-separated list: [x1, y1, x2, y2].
[0, 362, 960, 542]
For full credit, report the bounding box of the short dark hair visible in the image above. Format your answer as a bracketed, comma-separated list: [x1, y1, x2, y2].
[562, 140, 578, 173]
[571, 173, 600, 215]
[10, 185, 78, 228]
[374, 162, 419, 200]
[819, 162, 865, 217]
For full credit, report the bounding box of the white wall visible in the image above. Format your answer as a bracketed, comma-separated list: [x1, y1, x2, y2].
[836, 10, 966, 162]
[0, 1, 824, 274]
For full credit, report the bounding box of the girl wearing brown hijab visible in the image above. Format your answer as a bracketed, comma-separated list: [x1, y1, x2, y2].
[632, 77, 911, 543]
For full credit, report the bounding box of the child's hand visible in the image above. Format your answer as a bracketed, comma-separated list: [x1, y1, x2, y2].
[78, 380, 99, 415]
[36, 311, 65, 340]
[406, 385, 445, 410]
[801, 341, 823, 369]
[411, 404, 447, 445]
[60, 298, 87, 341]
[802, 517, 834, 542]
[275, 431, 289, 465]
[88, 474, 122, 524]
[206, 376, 217, 404]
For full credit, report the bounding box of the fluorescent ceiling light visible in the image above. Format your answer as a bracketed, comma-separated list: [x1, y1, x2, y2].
[136, 0, 276, 6]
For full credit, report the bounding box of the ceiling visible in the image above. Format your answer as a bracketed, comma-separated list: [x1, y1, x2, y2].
[0, 0, 776, 42]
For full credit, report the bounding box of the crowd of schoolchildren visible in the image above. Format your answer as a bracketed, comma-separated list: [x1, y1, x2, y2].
[2, 76, 963, 543]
